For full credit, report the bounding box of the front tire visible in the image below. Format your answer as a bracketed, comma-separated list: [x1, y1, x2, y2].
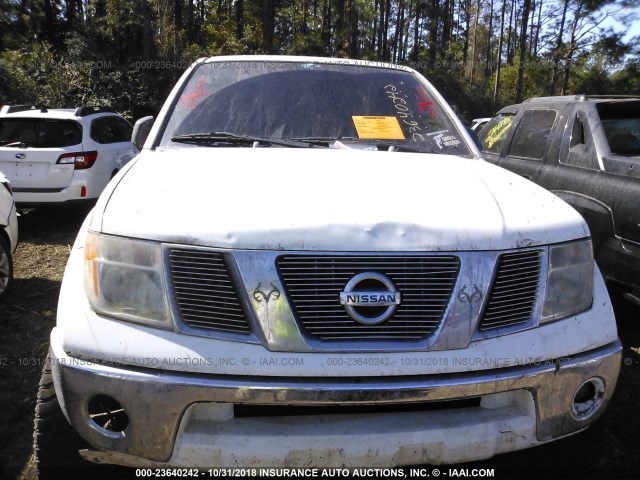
[33, 352, 93, 479]
[33, 352, 136, 479]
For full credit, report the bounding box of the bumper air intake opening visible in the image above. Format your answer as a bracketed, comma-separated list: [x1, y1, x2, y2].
[234, 398, 482, 418]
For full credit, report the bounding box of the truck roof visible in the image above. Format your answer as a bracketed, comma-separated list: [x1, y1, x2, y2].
[524, 94, 640, 104]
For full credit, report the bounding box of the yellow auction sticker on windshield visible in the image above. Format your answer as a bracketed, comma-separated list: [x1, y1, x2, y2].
[352, 116, 406, 140]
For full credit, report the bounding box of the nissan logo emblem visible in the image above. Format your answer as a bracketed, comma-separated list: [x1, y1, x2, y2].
[339, 272, 401, 325]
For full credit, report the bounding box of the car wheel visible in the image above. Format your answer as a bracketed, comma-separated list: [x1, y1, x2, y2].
[0, 235, 13, 301]
[33, 352, 93, 479]
[33, 352, 136, 479]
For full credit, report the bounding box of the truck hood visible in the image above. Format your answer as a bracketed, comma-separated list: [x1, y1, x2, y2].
[96, 147, 589, 251]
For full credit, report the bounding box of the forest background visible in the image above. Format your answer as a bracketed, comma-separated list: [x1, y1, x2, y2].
[0, 0, 639, 122]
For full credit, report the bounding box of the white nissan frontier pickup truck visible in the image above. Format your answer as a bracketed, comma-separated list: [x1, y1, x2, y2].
[36, 56, 621, 476]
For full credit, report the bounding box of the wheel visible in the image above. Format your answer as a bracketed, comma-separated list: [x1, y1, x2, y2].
[33, 352, 136, 479]
[33, 352, 93, 479]
[0, 235, 13, 301]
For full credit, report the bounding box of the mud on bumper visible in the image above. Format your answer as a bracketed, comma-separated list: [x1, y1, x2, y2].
[50, 340, 622, 468]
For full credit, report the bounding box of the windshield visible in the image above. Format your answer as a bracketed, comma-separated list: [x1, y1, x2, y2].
[597, 102, 640, 157]
[158, 61, 471, 156]
[0, 118, 82, 148]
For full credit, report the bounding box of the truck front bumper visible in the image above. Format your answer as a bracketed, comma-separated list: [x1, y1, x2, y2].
[50, 339, 622, 468]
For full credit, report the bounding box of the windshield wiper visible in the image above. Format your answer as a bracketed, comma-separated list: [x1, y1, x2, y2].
[372, 142, 435, 153]
[172, 133, 436, 153]
[286, 136, 359, 146]
[0, 141, 31, 148]
[170, 132, 316, 148]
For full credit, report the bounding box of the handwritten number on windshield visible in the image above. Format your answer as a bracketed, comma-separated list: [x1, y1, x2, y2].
[385, 84, 426, 142]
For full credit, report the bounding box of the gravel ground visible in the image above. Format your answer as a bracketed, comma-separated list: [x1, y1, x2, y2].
[1, 205, 639, 480]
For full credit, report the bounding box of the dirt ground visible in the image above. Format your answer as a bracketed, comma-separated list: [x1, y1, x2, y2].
[1, 205, 639, 480]
[0, 205, 90, 479]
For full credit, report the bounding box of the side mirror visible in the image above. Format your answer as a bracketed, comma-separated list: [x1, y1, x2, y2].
[132, 116, 154, 150]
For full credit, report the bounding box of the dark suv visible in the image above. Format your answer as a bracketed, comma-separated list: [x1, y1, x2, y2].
[478, 95, 640, 302]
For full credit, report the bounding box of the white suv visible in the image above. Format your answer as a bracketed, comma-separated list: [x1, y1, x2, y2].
[0, 105, 137, 205]
[40, 57, 621, 474]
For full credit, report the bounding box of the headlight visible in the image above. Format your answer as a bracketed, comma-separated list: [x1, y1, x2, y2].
[541, 239, 594, 323]
[84, 232, 170, 327]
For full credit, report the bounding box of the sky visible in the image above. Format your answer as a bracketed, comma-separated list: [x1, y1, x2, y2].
[595, 4, 640, 69]
[625, 18, 640, 41]
[607, 6, 640, 42]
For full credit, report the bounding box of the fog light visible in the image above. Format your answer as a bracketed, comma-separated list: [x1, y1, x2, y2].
[88, 394, 129, 436]
[571, 378, 605, 420]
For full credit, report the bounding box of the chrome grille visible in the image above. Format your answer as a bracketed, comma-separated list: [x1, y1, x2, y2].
[481, 250, 542, 330]
[277, 255, 460, 341]
[168, 249, 250, 333]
